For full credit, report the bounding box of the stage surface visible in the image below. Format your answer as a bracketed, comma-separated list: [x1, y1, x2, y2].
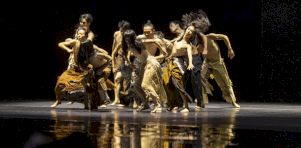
[1, 101, 301, 147]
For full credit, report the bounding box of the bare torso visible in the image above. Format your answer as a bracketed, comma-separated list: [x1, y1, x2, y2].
[144, 42, 159, 56]
[114, 31, 123, 55]
[192, 45, 201, 55]
[89, 51, 108, 68]
[138, 35, 159, 56]
[206, 39, 222, 61]
[172, 40, 189, 57]
[73, 41, 81, 63]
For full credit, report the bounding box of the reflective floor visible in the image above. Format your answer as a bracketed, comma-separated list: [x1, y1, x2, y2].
[1, 101, 301, 147]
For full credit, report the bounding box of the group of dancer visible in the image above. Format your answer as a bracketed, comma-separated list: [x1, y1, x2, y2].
[50, 10, 240, 113]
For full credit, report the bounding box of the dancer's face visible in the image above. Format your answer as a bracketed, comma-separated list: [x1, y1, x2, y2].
[143, 26, 154, 38]
[169, 22, 179, 34]
[76, 29, 86, 40]
[184, 26, 195, 39]
[79, 18, 90, 28]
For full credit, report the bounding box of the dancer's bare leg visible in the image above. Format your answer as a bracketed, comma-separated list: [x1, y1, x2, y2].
[111, 72, 122, 105]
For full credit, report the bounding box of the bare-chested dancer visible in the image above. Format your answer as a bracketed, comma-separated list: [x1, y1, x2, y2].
[134, 20, 168, 109]
[201, 33, 240, 108]
[88, 45, 113, 108]
[136, 20, 167, 63]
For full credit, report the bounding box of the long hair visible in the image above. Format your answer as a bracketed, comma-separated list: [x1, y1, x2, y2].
[181, 9, 211, 33]
[176, 27, 204, 48]
[122, 29, 136, 53]
[122, 29, 145, 54]
[155, 31, 165, 39]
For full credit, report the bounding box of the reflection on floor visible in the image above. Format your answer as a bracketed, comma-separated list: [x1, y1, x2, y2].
[1, 101, 301, 147]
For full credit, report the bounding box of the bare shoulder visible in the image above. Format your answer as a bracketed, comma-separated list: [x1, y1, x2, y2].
[88, 31, 95, 36]
[206, 33, 218, 37]
[67, 39, 78, 44]
[114, 31, 122, 37]
[207, 33, 227, 40]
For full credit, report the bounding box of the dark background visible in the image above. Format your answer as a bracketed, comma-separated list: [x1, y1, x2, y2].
[0, 0, 299, 102]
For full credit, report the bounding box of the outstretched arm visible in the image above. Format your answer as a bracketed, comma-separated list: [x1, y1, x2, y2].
[207, 33, 235, 59]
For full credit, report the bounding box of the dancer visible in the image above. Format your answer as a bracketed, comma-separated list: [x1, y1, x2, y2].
[123, 29, 167, 113]
[201, 33, 240, 108]
[111, 20, 132, 106]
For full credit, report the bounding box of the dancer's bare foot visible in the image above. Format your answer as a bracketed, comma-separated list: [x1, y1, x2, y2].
[133, 101, 138, 109]
[116, 103, 125, 107]
[136, 104, 149, 112]
[172, 107, 179, 113]
[180, 108, 189, 113]
[109, 101, 119, 106]
[195, 106, 202, 112]
[66, 101, 74, 105]
[50, 100, 61, 108]
[100, 104, 107, 108]
[151, 106, 162, 113]
[232, 102, 240, 108]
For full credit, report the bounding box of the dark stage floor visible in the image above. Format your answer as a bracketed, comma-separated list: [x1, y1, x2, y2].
[1, 101, 301, 147]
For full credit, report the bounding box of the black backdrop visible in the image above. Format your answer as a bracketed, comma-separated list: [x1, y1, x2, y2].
[0, 0, 299, 102]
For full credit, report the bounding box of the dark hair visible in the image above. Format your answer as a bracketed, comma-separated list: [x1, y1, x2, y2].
[74, 14, 93, 38]
[79, 13, 93, 24]
[118, 20, 131, 32]
[177, 27, 203, 47]
[169, 20, 183, 29]
[155, 31, 165, 39]
[74, 27, 88, 39]
[122, 29, 144, 54]
[77, 40, 94, 68]
[181, 9, 211, 33]
[143, 20, 154, 29]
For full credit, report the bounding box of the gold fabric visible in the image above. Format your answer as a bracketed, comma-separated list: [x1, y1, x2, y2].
[141, 56, 167, 106]
[55, 67, 88, 93]
[201, 58, 236, 103]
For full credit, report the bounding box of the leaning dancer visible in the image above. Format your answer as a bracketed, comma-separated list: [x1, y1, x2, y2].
[201, 33, 240, 108]
[162, 20, 191, 113]
[51, 27, 97, 109]
[166, 26, 199, 113]
[181, 9, 210, 110]
[88, 45, 113, 107]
